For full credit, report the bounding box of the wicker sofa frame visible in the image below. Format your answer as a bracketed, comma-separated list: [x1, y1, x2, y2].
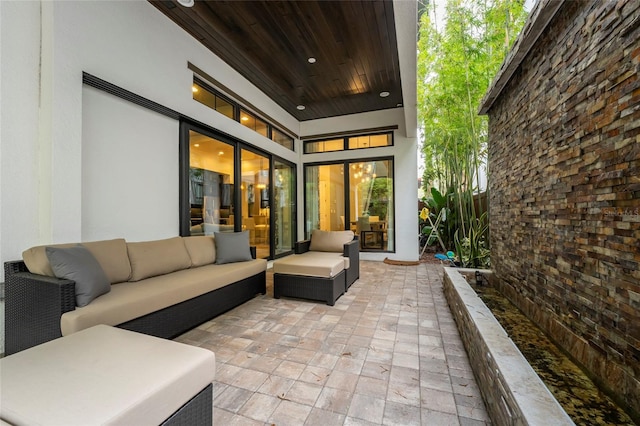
[273, 236, 359, 306]
[4, 247, 266, 355]
[162, 383, 212, 426]
[274, 269, 346, 306]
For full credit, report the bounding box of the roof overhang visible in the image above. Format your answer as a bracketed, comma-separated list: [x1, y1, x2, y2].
[479, 0, 564, 115]
[394, 0, 418, 138]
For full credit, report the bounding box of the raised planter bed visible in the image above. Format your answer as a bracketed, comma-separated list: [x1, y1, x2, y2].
[443, 267, 574, 426]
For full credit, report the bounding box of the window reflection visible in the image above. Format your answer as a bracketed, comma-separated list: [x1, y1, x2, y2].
[188, 131, 235, 236]
[241, 149, 270, 258]
[305, 159, 394, 251]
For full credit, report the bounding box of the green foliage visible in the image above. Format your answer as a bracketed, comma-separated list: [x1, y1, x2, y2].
[455, 212, 491, 268]
[431, 187, 446, 209]
[365, 178, 392, 220]
[418, 0, 528, 263]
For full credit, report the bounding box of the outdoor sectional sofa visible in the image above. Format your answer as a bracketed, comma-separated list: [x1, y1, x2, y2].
[4, 233, 267, 355]
[273, 230, 359, 306]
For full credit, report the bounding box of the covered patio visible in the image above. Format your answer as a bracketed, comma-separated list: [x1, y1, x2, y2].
[176, 261, 489, 425]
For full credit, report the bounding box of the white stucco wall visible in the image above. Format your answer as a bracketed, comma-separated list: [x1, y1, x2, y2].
[1, 1, 44, 277]
[81, 87, 180, 242]
[0, 0, 418, 280]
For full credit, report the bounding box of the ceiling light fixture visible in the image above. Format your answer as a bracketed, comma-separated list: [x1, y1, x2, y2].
[177, 0, 195, 7]
[308, 57, 316, 64]
[192, 86, 198, 93]
[297, 105, 306, 110]
[379, 91, 390, 98]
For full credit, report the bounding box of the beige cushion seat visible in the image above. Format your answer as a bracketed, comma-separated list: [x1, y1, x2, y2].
[272, 251, 347, 278]
[272, 230, 358, 306]
[61, 259, 267, 335]
[0, 325, 216, 426]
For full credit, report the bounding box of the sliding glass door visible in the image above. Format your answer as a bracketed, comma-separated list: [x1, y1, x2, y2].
[274, 160, 296, 257]
[304, 163, 345, 238]
[187, 130, 235, 235]
[241, 148, 270, 259]
[348, 159, 394, 251]
[305, 158, 394, 251]
[180, 122, 297, 259]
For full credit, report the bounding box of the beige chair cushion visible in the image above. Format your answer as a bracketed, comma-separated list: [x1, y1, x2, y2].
[183, 236, 216, 267]
[127, 237, 192, 281]
[22, 239, 132, 284]
[60, 259, 267, 335]
[0, 325, 215, 426]
[309, 230, 354, 252]
[273, 252, 345, 278]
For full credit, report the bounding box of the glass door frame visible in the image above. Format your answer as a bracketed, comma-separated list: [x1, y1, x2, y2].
[179, 121, 242, 236]
[179, 120, 297, 259]
[272, 157, 297, 260]
[303, 156, 395, 251]
[239, 144, 271, 259]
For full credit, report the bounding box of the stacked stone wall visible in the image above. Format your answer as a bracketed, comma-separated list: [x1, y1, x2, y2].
[487, 0, 639, 418]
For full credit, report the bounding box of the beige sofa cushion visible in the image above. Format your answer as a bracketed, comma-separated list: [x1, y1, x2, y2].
[273, 252, 344, 278]
[309, 230, 354, 252]
[0, 325, 216, 426]
[127, 237, 192, 281]
[183, 236, 216, 267]
[22, 239, 132, 284]
[60, 259, 267, 335]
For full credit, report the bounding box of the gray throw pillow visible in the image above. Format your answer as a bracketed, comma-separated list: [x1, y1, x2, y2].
[46, 244, 111, 307]
[214, 231, 253, 264]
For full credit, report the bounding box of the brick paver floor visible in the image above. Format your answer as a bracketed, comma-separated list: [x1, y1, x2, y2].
[176, 261, 491, 425]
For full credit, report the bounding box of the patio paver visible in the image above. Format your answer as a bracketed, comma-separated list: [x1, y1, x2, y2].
[176, 261, 491, 425]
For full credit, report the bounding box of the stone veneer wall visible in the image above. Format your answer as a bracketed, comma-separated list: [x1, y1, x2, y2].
[486, 0, 639, 419]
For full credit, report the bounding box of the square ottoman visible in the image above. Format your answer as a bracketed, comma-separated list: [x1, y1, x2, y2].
[0, 325, 215, 425]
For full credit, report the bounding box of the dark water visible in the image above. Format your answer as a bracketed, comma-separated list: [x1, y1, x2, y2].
[470, 282, 636, 426]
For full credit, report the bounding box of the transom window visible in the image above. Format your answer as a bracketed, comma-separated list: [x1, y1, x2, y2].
[304, 131, 393, 154]
[192, 77, 295, 151]
[192, 81, 235, 119]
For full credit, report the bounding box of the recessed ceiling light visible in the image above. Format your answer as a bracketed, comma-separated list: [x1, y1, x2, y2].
[192, 85, 198, 93]
[194, 143, 200, 147]
[297, 105, 306, 110]
[177, 0, 194, 7]
[379, 91, 390, 98]
[241, 116, 249, 121]
[218, 151, 224, 155]
[308, 57, 316, 64]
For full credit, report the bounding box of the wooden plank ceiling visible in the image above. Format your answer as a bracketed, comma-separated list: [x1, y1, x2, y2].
[150, 0, 403, 121]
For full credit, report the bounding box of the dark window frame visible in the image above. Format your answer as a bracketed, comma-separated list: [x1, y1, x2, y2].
[179, 119, 297, 259]
[193, 77, 295, 152]
[303, 131, 394, 154]
[303, 155, 395, 252]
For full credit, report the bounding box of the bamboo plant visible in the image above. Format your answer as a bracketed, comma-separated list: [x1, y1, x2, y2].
[418, 0, 528, 268]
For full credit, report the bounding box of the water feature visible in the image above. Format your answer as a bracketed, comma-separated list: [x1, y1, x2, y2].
[470, 281, 635, 425]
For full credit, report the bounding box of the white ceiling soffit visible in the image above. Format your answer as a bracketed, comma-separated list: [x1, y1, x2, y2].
[394, 0, 418, 138]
